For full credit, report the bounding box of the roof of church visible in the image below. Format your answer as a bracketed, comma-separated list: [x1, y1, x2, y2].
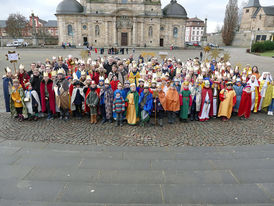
[263, 6, 274, 16]
[56, 0, 84, 15]
[251, 6, 274, 18]
[163, 0, 187, 18]
[244, 0, 261, 8]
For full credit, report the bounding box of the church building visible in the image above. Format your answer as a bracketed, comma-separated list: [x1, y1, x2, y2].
[240, 0, 274, 40]
[55, 0, 188, 47]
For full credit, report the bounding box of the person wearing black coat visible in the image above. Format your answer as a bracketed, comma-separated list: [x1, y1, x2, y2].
[30, 68, 42, 98]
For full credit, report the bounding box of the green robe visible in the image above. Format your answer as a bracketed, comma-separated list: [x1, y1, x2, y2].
[86, 90, 99, 115]
[180, 89, 191, 119]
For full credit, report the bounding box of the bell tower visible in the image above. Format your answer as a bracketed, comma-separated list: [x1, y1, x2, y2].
[240, 0, 261, 31]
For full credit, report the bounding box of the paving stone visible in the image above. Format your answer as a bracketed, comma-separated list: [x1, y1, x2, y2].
[60, 183, 163, 204]
[164, 170, 237, 184]
[0, 179, 65, 202]
[231, 169, 274, 184]
[80, 159, 151, 170]
[162, 184, 272, 204]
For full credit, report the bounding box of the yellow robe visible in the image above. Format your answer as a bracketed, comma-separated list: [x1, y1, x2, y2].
[11, 86, 23, 108]
[218, 89, 236, 119]
[126, 93, 139, 125]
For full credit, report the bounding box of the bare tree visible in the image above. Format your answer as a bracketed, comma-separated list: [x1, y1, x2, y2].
[222, 0, 239, 45]
[6, 13, 28, 37]
[215, 24, 222, 33]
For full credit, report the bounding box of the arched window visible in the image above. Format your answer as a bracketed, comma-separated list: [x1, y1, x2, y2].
[68, 25, 73, 36]
[148, 26, 153, 37]
[95, 25, 100, 36]
[173, 27, 178, 38]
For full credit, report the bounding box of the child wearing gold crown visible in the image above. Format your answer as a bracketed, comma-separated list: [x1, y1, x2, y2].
[10, 79, 28, 121]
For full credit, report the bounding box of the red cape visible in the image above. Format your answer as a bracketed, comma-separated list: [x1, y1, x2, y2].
[199, 87, 213, 118]
[238, 90, 252, 118]
[110, 80, 119, 91]
[40, 80, 56, 114]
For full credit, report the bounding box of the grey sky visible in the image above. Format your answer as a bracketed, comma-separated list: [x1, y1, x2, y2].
[0, 0, 273, 33]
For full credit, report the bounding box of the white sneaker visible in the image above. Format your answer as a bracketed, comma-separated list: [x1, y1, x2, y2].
[267, 111, 271, 115]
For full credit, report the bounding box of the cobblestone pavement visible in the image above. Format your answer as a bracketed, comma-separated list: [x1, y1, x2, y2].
[0, 112, 273, 147]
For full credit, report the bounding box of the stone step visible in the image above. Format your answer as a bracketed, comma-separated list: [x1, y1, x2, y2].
[0, 200, 274, 206]
[2, 165, 274, 185]
[1, 140, 274, 153]
[0, 179, 273, 205]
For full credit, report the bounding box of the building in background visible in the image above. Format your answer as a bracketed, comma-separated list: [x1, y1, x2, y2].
[56, 0, 188, 47]
[185, 17, 205, 43]
[240, 0, 274, 42]
[0, 15, 58, 38]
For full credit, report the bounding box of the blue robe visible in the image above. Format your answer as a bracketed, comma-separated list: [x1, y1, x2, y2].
[113, 89, 126, 119]
[3, 77, 12, 112]
[233, 85, 243, 110]
[138, 91, 153, 115]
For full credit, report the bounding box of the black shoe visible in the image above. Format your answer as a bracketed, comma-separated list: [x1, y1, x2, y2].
[195, 114, 199, 121]
[64, 116, 69, 121]
[120, 121, 123, 127]
[101, 119, 107, 124]
[190, 115, 194, 121]
[109, 119, 113, 123]
[116, 121, 119, 127]
[59, 116, 63, 120]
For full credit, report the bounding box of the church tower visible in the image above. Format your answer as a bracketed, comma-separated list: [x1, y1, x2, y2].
[240, 0, 261, 31]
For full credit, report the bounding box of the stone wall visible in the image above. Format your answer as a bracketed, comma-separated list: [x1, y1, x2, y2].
[0, 36, 58, 47]
[207, 30, 274, 48]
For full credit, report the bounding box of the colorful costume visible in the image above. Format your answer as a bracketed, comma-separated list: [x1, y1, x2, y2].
[125, 90, 139, 125]
[218, 88, 236, 119]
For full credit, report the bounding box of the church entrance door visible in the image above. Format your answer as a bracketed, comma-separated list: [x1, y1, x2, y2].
[121, 33, 128, 46]
[160, 38, 164, 47]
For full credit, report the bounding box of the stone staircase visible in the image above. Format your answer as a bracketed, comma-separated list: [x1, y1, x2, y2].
[0, 140, 274, 206]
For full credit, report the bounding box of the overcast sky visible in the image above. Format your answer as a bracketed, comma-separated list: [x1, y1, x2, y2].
[0, 0, 273, 33]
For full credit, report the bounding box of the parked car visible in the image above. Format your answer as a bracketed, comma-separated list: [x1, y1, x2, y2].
[6, 40, 28, 47]
[185, 42, 193, 47]
[207, 43, 219, 48]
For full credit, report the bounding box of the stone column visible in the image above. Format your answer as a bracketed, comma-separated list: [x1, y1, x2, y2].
[132, 18, 137, 46]
[113, 17, 118, 46]
[141, 20, 144, 47]
[105, 21, 108, 47]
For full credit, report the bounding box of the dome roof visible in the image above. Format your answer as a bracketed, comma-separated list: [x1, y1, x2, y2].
[56, 0, 84, 15]
[163, 0, 187, 18]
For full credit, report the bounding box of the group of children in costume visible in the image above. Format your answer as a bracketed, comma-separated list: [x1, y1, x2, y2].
[2, 54, 274, 126]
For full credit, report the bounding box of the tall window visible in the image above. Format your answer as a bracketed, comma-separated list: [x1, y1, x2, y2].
[148, 26, 153, 37]
[68, 25, 73, 36]
[122, 0, 127, 3]
[173, 27, 178, 38]
[95, 25, 100, 36]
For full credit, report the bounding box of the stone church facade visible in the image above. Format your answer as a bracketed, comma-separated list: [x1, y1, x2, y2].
[240, 0, 274, 32]
[56, 0, 188, 47]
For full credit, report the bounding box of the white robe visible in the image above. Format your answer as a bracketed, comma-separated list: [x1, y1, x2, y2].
[24, 90, 41, 114]
[199, 92, 211, 120]
[70, 87, 85, 111]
